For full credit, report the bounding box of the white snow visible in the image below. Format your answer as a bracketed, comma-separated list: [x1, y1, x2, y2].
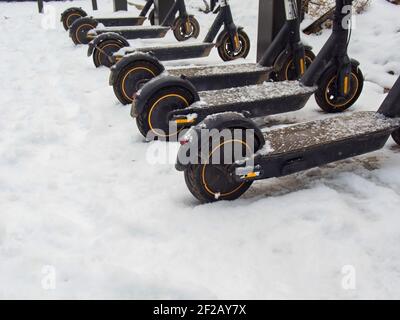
[1, 0, 400, 299]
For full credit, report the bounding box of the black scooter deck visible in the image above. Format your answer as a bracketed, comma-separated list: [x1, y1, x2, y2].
[175, 81, 316, 121]
[168, 63, 272, 91]
[123, 42, 215, 61]
[93, 25, 170, 39]
[95, 16, 146, 27]
[265, 112, 400, 155]
[242, 112, 400, 181]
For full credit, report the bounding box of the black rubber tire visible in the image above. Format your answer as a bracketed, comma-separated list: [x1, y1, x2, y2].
[62, 8, 86, 31]
[315, 63, 364, 113]
[149, 9, 155, 25]
[93, 40, 126, 68]
[136, 86, 197, 141]
[274, 48, 316, 81]
[392, 128, 400, 146]
[217, 29, 251, 62]
[183, 128, 260, 203]
[173, 16, 201, 42]
[69, 17, 98, 45]
[113, 61, 162, 105]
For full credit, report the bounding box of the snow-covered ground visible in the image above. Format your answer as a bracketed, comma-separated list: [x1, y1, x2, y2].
[1, 0, 400, 299]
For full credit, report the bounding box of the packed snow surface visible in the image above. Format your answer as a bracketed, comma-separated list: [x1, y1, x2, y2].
[1, 0, 400, 299]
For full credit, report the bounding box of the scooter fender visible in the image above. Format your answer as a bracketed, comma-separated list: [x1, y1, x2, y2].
[274, 48, 291, 72]
[215, 26, 243, 47]
[132, 75, 200, 118]
[87, 32, 130, 57]
[304, 45, 313, 51]
[317, 57, 360, 83]
[175, 112, 265, 171]
[273, 44, 313, 73]
[350, 58, 360, 68]
[109, 52, 165, 86]
[172, 14, 196, 29]
[60, 7, 87, 22]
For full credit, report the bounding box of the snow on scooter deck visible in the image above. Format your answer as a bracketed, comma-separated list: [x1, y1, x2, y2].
[93, 16, 147, 25]
[167, 63, 271, 78]
[199, 81, 316, 105]
[92, 25, 170, 38]
[190, 81, 317, 118]
[132, 43, 215, 60]
[264, 112, 400, 155]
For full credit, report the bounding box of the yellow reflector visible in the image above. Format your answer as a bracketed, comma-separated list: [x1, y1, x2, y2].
[234, 34, 240, 49]
[300, 58, 305, 75]
[175, 119, 195, 125]
[344, 76, 349, 95]
[245, 172, 257, 178]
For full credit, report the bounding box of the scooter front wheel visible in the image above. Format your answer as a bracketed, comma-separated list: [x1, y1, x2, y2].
[217, 29, 250, 62]
[61, 8, 87, 31]
[392, 128, 400, 146]
[136, 86, 197, 141]
[274, 48, 316, 81]
[69, 17, 98, 45]
[93, 40, 126, 68]
[183, 128, 259, 203]
[315, 63, 364, 113]
[113, 61, 162, 105]
[173, 16, 201, 42]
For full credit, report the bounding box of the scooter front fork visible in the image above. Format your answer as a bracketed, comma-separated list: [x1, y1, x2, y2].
[184, 16, 192, 34]
[336, 57, 352, 98]
[292, 42, 306, 78]
[227, 27, 240, 52]
[177, 15, 192, 35]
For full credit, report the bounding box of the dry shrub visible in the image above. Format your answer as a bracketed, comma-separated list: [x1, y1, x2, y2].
[305, 0, 371, 17]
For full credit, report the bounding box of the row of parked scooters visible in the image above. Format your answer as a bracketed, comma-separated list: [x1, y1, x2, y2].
[61, 0, 400, 203]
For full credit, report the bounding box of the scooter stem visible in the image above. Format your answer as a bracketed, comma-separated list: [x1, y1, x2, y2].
[378, 76, 400, 118]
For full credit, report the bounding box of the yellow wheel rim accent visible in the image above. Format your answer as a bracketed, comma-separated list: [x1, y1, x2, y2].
[324, 72, 359, 108]
[95, 43, 121, 66]
[66, 13, 81, 28]
[201, 139, 251, 197]
[148, 94, 189, 138]
[121, 67, 156, 102]
[75, 23, 95, 44]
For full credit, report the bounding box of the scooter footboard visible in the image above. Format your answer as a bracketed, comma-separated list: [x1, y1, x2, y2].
[97, 16, 146, 27]
[169, 93, 312, 126]
[188, 69, 271, 92]
[240, 131, 392, 182]
[136, 43, 214, 61]
[95, 26, 170, 39]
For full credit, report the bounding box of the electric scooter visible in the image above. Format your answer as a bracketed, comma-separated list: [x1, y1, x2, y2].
[110, 0, 314, 105]
[61, 0, 154, 32]
[75, 0, 199, 46]
[131, 0, 363, 141]
[129, 0, 315, 139]
[88, 0, 249, 68]
[176, 75, 400, 203]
